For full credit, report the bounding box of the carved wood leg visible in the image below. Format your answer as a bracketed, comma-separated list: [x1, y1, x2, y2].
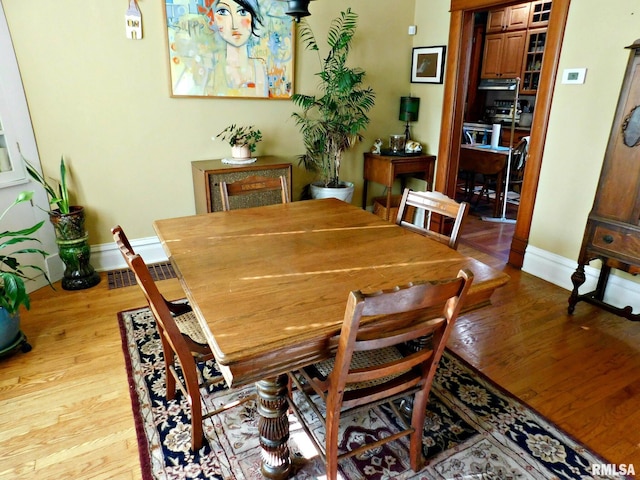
[568, 263, 586, 314]
[256, 375, 291, 479]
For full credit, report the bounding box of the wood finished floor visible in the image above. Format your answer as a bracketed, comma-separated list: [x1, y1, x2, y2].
[1, 213, 639, 478]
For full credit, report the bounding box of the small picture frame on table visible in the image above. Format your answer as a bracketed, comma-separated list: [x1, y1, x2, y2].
[411, 46, 446, 84]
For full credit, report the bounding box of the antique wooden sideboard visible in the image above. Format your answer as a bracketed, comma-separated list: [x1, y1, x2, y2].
[568, 40, 640, 321]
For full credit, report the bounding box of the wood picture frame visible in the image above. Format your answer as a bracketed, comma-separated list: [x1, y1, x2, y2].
[411, 45, 446, 84]
[164, 0, 295, 99]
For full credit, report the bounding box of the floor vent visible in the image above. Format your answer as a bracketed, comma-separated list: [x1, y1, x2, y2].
[107, 262, 176, 289]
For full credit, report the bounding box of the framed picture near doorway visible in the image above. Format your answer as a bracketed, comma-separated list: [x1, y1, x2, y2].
[411, 45, 446, 84]
[164, 0, 295, 99]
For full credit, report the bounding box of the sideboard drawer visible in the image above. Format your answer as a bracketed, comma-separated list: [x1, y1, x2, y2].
[590, 224, 640, 263]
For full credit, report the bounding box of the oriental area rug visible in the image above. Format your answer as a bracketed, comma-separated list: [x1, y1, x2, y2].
[118, 305, 625, 480]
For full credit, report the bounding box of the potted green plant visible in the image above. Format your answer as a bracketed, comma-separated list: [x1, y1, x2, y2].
[215, 124, 263, 159]
[24, 156, 100, 290]
[292, 8, 375, 202]
[0, 191, 50, 353]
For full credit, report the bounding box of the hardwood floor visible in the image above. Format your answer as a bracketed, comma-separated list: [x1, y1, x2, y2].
[1, 222, 639, 478]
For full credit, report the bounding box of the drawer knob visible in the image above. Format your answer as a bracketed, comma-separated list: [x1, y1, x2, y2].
[602, 234, 614, 244]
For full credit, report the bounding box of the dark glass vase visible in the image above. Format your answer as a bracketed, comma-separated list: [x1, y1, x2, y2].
[49, 207, 100, 290]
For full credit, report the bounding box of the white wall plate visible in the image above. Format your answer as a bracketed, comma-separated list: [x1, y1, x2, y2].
[561, 68, 587, 84]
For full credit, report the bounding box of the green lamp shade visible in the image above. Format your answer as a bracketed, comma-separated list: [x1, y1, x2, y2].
[399, 96, 420, 122]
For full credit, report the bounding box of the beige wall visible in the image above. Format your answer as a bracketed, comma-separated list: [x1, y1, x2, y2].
[530, 0, 640, 267]
[411, 1, 451, 157]
[4, 0, 640, 290]
[2, 1, 414, 244]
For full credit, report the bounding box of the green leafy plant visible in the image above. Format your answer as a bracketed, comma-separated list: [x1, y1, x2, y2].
[24, 156, 70, 214]
[292, 8, 375, 187]
[0, 191, 51, 314]
[216, 124, 263, 153]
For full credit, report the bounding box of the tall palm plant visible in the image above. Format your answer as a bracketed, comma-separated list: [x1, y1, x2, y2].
[292, 8, 375, 188]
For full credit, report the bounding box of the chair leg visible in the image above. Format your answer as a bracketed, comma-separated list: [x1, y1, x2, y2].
[325, 408, 341, 480]
[183, 361, 204, 451]
[165, 352, 177, 401]
[409, 390, 428, 472]
[190, 401, 204, 451]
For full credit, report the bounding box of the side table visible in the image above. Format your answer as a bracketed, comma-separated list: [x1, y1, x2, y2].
[362, 152, 437, 220]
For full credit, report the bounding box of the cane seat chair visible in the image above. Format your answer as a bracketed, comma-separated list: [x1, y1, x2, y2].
[287, 269, 474, 480]
[476, 136, 529, 206]
[395, 188, 470, 250]
[111, 225, 253, 451]
[219, 174, 290, 211]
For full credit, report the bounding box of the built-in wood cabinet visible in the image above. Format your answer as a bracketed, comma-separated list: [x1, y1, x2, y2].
[481, 0, 551, 93]
[481, 30, 527, 78]
[528, 0, 552, 28]
[500, 128, 530, 147]
[486, 3, 531, 33]
[568, 40, 640, 321]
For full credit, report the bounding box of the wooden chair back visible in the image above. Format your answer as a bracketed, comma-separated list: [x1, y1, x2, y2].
[112, 225, 209, 450]
[509, 137, 529, 191]
[288, 269, 474, 479]
[395, 188, 469, 250]
[219, 174, 290, 211]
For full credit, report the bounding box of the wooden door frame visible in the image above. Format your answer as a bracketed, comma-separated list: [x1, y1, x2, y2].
[437, 0, 571, 267]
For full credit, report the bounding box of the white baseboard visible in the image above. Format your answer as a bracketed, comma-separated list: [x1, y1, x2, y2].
[27, 236, 167, 294]
[90, 236, 169, 272]
[522, 245, 639, 314]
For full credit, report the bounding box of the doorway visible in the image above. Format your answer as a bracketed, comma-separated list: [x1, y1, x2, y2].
[436, 0, 571, 268]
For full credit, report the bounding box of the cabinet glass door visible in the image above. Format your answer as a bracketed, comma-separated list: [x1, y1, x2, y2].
[521, 29, 546, 94]
[529, 1, 552, 28]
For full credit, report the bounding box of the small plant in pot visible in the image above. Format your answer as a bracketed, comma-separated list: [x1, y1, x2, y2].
[216, 124, 262, 159]
[292, 8, 375, 202]
[0, 191, 51, 353]
[24, 156, 100, 291]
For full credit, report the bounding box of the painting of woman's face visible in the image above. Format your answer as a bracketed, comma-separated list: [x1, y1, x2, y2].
[165, 0, 294, 98]
[214, 0, 253, 47]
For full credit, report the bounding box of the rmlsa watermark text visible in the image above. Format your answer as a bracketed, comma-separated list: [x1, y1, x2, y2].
[592, 463, 635, 476]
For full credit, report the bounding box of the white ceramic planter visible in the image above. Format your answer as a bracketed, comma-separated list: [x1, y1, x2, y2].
[231, 145, 251, 159]
[309, 181, 355, 203]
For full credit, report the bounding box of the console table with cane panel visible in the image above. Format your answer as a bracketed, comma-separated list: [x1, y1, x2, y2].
[192, 156, 293, 213]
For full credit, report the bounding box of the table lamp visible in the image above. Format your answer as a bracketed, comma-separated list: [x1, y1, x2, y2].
[399, 96, 420, 141]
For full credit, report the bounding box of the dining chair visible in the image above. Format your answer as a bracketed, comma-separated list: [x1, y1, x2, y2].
[475, 136, 529, 207]
[111, 225, 253, 451]
[219, 174, 290, 211]
[395, 188, 470, 250]
[287, 269, 474, 480]
[111, 225, 195, 320]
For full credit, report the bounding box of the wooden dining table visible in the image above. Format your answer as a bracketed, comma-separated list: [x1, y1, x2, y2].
[153, 198, 509, 479]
